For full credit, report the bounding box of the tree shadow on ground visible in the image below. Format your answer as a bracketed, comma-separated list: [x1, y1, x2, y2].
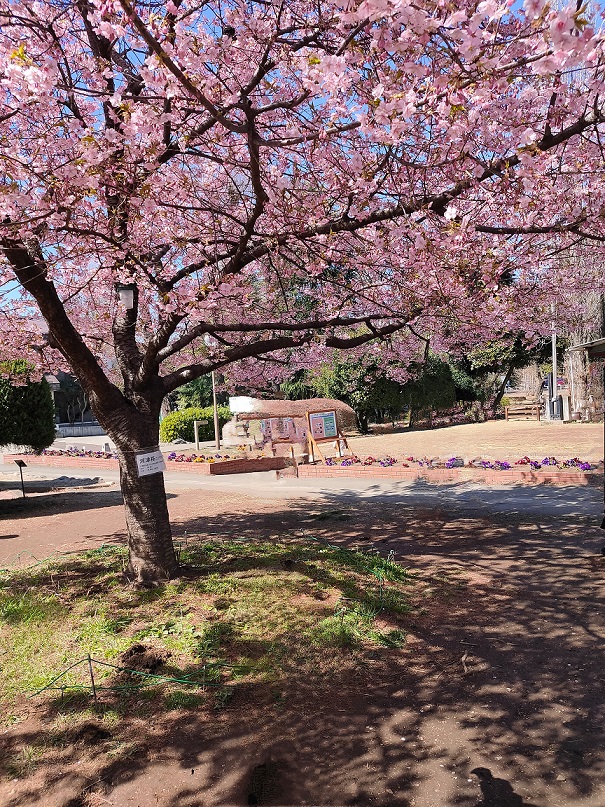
[0, 490, 177, 521]
[1, 482, 605, 806]
[0, 475, 107, 492]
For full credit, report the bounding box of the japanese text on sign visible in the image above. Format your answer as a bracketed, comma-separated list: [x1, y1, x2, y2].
[309, 410, 338, 441]
[136, 449, 166, 477]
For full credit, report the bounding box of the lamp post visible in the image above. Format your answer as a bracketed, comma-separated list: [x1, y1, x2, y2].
[115, 282, 136, 310]
[204, 335, 221, 451]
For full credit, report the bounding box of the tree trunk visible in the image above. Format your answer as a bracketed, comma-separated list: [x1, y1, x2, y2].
[491, 363, 515, 418]
[117, 446, 178, 583]
[101, 402, 179, 584]
[356, 411, 369, 433]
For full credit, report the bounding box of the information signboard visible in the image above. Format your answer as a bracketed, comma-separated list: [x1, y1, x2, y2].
[308, 410, 338, 441]
[305, 409, 350, 463]
[136, 449, 166, 477]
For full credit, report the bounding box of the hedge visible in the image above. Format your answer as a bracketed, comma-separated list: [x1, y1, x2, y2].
[0, 363, 56, 451]
[159, 406, 232, 443]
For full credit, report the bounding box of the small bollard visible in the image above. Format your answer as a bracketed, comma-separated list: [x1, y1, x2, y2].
[14, 459, 27, 498]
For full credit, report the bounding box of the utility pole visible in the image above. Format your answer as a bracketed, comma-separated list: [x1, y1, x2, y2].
[211, 370, 221, 451]
[551, 305, 560, 420]
[204, 334, 221, 451]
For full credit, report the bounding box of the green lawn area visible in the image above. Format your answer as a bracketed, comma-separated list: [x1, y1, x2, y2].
[0, 537, 417, 721]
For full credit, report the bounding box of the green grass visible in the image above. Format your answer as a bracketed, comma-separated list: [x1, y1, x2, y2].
[0, 537, 459, 789]
[164, 690, 204, 709]
[4, 744, 44, 779]
[0, 591, 63, 623]
[0, 537, 418, 711]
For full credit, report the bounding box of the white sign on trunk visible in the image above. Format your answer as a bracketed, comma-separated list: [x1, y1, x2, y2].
[136, 449, 166, 477]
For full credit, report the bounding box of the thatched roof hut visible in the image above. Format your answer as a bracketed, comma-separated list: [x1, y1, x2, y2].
[236, 397, 357, 433]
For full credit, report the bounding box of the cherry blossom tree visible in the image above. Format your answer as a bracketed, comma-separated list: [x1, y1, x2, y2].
[1, 0, 605, 581]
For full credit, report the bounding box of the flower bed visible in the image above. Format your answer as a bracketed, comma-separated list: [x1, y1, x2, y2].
[166, 450, 264, 463]
[3, 451, 287, 475]
[3, 449, 599, 485]
[514, 455, 592, 471]
[40, 448, 265, 463]
[167, 456, 287, 475]
[42, 447, 117, 459]
[318, 454, 596, 471]
[298, 454, 600, 485]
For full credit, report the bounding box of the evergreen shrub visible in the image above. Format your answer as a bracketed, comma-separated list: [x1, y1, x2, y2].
[0, 361, 56, 451]
[159, 406, 231, 443]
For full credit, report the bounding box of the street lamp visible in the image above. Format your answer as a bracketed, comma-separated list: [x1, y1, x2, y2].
[116, 283, 136, 309]
[204, 334, 221, 451]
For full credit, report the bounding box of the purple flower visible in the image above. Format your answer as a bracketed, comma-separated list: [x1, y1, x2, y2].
[379, 456, 397, 467]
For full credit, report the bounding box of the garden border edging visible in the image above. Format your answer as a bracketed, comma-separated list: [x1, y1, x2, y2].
[2, 454, 287, 475]
[297, 464, 599, 486]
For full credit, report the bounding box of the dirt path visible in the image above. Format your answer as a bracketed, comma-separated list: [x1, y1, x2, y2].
[1, 482, 605, 806]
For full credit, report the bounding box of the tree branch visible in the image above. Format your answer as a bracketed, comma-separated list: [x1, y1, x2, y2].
[1, 236, 120, 410]
[117, 0, 247, 134]
[165, 109, 605, 292]
[160, 320, 409, 393]
[156, 314, 402, 365]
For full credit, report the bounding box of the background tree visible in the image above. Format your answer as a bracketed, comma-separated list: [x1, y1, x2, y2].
[1, 0, 605, 581]
[449, 360, 483, 406]
[0, 361, 56, 451]
[297, 359, 405, 433]
[280, 371, 317, 403]
[176, 377, 214, 410]
[467, 336, 555, 415]
[400, 356, 457, 428]
[54, 373, 90, 425]
[159, 405, 231, 443]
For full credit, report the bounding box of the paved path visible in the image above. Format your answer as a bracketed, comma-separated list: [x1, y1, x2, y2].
[2, 461, 603, 513]
[1, 462, 603, 566]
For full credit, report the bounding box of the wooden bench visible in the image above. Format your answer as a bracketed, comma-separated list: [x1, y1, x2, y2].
[504, 404, 541, 421]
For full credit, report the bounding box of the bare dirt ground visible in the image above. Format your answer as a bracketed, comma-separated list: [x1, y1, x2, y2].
[0, 419, 604, 806]
[347, 420, 603, 462]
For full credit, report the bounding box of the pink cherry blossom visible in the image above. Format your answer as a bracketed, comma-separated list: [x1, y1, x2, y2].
[1, 0, 604, 580]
